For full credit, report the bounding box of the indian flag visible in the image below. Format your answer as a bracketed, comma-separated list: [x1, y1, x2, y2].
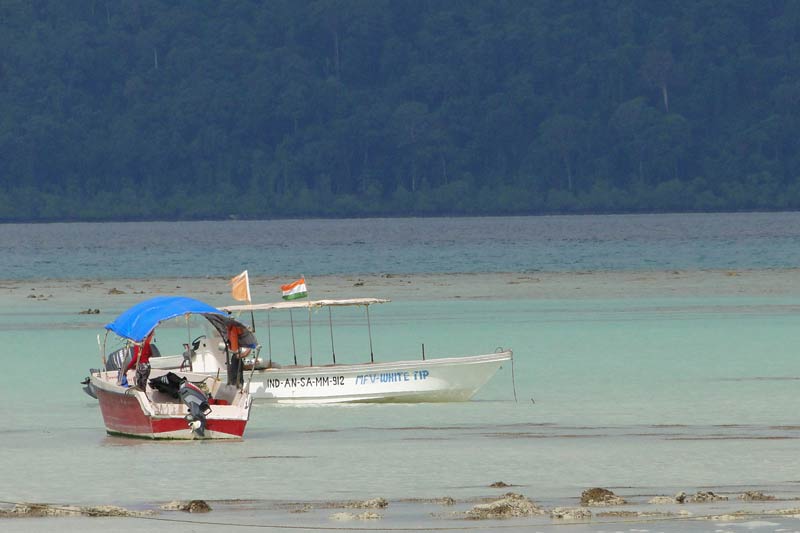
[281, 278, 308, 300]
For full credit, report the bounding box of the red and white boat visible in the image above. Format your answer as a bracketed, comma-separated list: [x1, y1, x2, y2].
[90, 368, 251, 440]
[90, 296, 255, 440]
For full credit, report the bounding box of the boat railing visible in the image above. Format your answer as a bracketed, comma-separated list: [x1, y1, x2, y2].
[223, 297, 390, 369]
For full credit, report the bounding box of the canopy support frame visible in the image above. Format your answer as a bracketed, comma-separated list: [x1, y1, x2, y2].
[328, 307, 336, 364]
[366, 306, 374, 363]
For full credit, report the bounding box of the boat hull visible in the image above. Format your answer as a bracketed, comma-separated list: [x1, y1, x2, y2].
[90, 372, 250, 440]
[242, 351, 513, 404]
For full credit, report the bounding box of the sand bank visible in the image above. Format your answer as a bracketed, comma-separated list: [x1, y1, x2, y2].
[3, 269, 800, 313]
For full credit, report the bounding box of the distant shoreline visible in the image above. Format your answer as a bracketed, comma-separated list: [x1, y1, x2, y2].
[1, 209, 798, 225]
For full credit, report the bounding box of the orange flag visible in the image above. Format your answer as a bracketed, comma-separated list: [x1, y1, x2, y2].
[229, 270, 251, 302]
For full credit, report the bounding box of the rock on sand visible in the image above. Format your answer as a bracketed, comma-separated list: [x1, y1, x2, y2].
[344, 497, 388, 509]
[160, 499, 211, 512]
[466, 493, 545, 519]
[580, 488, 626, 506]
[330, 511, 382, 520]
[687, 491, 728, 503]
[1, 503, 148, 518]
[739, 491, 776, 501]
[551, 507, 592, 520]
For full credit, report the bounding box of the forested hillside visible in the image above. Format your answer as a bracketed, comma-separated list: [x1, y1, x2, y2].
[1, 0, 799, 221]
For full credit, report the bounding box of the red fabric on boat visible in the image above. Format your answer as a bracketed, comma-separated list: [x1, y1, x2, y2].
[126, 332, 154, 372]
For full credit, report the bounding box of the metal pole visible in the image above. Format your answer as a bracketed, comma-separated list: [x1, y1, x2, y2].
[510, 353, 518, 403]
[99, 332, 106, 367]
[328, 306, 336, 364]
[246, 346, 261, 392]
[267, 311, 273, 365]
[289, 309, 297, 365]
[101, 330, 109, 378]
[308, 305, 313, 366]
[366, 305, 374, 363]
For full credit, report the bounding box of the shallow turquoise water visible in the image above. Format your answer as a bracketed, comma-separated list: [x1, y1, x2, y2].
[2, 291, 800, 508]
[2, 214, 800, 533]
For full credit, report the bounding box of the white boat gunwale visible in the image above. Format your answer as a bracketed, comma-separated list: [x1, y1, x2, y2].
[245, 350, 513, 374]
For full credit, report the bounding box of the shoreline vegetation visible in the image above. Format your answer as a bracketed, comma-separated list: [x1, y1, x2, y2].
[1, 207, 799, 225]
[3, 2, 800, 222]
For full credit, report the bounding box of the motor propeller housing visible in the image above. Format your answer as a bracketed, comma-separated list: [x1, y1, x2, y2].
[179, 380, 211, 436]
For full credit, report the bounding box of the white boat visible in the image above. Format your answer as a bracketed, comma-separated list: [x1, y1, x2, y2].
[232, 350, 512, 404]
[85, 297, 513, 405]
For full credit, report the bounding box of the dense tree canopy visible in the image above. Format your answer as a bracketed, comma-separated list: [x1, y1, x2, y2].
[1, 0, 799, 221]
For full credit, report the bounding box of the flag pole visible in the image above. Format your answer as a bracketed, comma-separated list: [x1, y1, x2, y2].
[304, 274, 312, 366]
[289, 309, 297, 365]
[246, 271, 255, 332]
[328, 306, 336, 364]
[366, 304, 374, 363]
[308, 303, 313, 366]
[267, 310, 273, 366]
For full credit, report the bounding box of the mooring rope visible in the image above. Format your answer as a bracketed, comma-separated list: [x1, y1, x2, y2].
[509, 350, 518, 403]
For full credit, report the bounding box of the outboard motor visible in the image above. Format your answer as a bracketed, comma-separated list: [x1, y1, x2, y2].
[106, 346, 133, 373]
[179, 381, 211, 436]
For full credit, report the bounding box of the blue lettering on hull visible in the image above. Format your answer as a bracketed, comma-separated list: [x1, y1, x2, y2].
[355, 370, 428, 385]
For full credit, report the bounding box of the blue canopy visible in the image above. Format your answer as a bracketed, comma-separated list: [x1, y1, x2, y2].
[105, 296, 226, 342]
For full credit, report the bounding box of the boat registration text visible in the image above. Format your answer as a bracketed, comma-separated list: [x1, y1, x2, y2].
[262, 370, 431, 389]
[264, 376, 346, 389]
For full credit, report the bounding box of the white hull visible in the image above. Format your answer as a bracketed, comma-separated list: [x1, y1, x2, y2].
[241, 351, 512, 404]
[116, 350, 512, 404]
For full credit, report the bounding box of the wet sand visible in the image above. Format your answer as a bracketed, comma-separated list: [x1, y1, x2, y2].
[5, 490, 800, 532]
[4, 268, 800, 311]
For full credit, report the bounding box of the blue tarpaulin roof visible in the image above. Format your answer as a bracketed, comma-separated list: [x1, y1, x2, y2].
[105, 296, 225, 342]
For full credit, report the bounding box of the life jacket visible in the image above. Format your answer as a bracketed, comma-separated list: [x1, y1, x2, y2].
[227, 324, 241, 352]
